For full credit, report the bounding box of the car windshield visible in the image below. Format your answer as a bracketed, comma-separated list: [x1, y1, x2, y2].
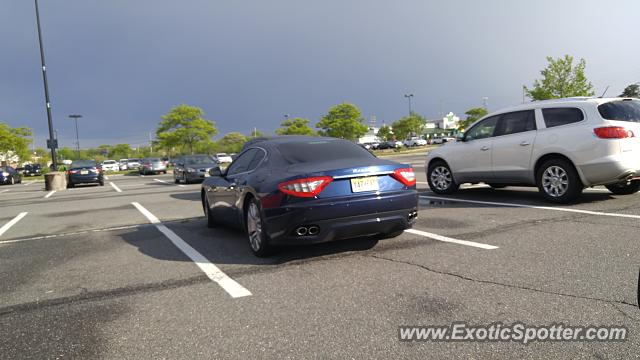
[278, 140, 374, 163]
[598, 100, 640, 122]
[185, 156, 215, 165]
[71, 160, 97, 168]
[103, 160, 116, 164]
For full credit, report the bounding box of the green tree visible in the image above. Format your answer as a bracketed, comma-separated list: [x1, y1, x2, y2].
[276, 117, 317, 136]
[58, 147, 76, 161]
[110, 144, 132, 159]
[316, 103, 368, 141]
[217, 132, 247, 153]
[156, 105, 218, 155]
[458, 107, 488, 131]
[376, 125, 393, 141]
[619, 84, 640, 98]
[0, 123, 33, 161]
[525, 55, 594, 100]
[34, 147, 51, 165]
[391, 113, 426, 140]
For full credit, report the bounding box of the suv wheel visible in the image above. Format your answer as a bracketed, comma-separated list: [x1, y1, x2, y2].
[537, 158, 583, 203]
[245, 199, 271, 257]
[605, 180, 640, 195]
[427, 161, 459, 195]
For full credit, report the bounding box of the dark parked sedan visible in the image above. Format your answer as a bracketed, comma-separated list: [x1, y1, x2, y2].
[201, 136, 419, 256]
[67, 160, 104, 188]
[0, 166, 22, 185]
[173, 155, 218, 184]
[22, 164, 42, 177]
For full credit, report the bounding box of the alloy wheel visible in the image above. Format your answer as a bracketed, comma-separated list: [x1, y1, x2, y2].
[542, 166, 569, 198]
[246, 202, 263, 252]
[430, 166, 452, 191]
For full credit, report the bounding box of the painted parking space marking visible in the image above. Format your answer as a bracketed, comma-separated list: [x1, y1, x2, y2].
[0, 212, 28, 238]
[110, 182, 123, 192]
[154, 178, 186, 187]
[131, 202, 252, 298]
[0, 224, 148, 245]
[44, 190, 56, 199]
[405, 228, 499, 250]
[420, 195, 640, 220]
[0, 189, 10, 194]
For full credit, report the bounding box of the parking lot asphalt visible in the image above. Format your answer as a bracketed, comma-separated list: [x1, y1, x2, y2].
[1, 156, 639, 359]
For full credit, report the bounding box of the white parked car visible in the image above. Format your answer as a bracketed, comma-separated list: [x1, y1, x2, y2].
[101, 160, 120, 172]
[425, 97, 640, 203]
[215, 153, 233, 163]
[404, 137, 428, 147]
[432, 137, 455, 144]
[119, 159, 129, 171]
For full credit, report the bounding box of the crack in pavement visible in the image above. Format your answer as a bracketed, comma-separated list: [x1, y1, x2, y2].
[367, 254, 640, 315]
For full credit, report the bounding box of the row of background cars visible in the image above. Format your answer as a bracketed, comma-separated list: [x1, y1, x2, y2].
[360, 136, 454, 150]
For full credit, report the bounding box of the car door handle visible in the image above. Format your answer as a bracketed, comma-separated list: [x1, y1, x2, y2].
[481, 146, 490, 151]
[520, 141, 531, 146]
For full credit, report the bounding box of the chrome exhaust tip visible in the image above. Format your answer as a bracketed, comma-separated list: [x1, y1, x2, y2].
[307, 226, 320, 235]
[295, 227, 308, 236]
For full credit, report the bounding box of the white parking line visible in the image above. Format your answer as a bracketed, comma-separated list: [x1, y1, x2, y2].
[405, 228, 499, 250]
[0, 224, 146, 245]
[110, 182, 123, 193]
[154, 178, 186, 187]
[0, 189, 10, 194]
[44, 190, 56, 199]
[131, 202, 252, 298]
[420, 195, 640, 220]
[0, 212, 28, 237]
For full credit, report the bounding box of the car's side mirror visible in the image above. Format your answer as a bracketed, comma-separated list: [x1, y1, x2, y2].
[457, 133, 468, 142]
[208, 166, 224, 177]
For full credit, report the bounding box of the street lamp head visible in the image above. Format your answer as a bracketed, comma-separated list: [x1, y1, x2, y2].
[404, 94, 414, 98]
[69, 114, 82, 119]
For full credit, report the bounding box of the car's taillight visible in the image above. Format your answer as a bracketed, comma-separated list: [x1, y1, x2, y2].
[68, 170, 78, 174]
[278, 176, 333, 198]
[594, 126, 635, 139]
[391, 168, 416, 187]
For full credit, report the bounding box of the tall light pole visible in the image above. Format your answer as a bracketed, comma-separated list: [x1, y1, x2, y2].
[69, 114, 82, 157]
[482, 97, 489, 110]
[34, 0, 58, 170]
[403, 94, 414, 116]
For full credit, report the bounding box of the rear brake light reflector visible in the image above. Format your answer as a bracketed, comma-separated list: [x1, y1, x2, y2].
[391, 168, 416, 187]
[594, 127, 635, 139]
[278, 176, 333, 198]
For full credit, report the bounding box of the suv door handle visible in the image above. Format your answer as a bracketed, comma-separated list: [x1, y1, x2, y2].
[520, 141, 531, 146]
[481, 146, 490, 151]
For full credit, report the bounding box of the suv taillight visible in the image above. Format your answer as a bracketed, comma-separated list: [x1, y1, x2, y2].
[278, 176, 333, 198]
[391, 168, 416, 187]
[594, 127, 635, 139]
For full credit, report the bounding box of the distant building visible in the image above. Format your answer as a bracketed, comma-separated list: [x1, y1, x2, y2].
[426, 112, 460, 130]
[358, 127, 380, 144]
[0, 151, 19, 166]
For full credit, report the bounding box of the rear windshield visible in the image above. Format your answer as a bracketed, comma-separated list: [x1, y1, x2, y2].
[598, 100, 640, 122]
[277, 140, 374, 163]
[185, 156, 215, 165]
[71, 160, 97, 168]
[103, 160, 116, 164]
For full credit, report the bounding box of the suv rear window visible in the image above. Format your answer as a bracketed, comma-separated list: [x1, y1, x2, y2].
[278, 140, 373, 163]
[542, 108, 584, 128]
[598, 100, 640, 123]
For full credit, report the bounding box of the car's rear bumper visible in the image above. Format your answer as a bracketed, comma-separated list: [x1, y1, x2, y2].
[68, 174, 102, 185]
[578, 152, 640, 186]
[264, 190, 419, 245]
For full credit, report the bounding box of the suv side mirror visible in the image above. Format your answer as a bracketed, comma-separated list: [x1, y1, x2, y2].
[208, 166, 224, 177]
[457, 133, 466, 142]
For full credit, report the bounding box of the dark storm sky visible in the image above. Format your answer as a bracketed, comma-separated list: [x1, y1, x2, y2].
[2, 0, 639, 148]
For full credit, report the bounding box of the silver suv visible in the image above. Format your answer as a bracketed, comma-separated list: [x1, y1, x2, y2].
[425, 97, 640, 203]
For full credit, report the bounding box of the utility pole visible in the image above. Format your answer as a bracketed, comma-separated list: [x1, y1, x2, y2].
[482, 97, 489, 111]
[34, 0, 58, 170]
[403, 94, 414, 116]
[149, 132, 153, 153]
[69, 114, 82, 158]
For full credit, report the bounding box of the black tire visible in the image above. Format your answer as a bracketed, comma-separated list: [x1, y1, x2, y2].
[488, 183, 507, 189]
[605, 180, 640, 195]
[183, 173, 190, 184]
[67, 182, 74, 189]
[174, 173, 180, 184]
[99, 179, 105, 186]
[427, 161, 459, 195]
[245, 198, 271, 257]
[202, 193, 218, 228]
[536, 158, 583, 204]
[9, 176, 15, 185]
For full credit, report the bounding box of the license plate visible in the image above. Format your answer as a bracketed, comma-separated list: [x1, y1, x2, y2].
[350, 176, 379, 193]
[80, 170, 88, 175]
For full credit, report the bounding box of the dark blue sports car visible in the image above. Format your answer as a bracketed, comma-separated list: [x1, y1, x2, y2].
[201, 136, 419, 256]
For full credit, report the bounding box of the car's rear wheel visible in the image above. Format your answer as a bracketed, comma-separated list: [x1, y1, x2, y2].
[99, 179, 105, 186]
[174, 173, 180, 184]
[427, 161, 459, 195]
[183, 173, 190, 184]
[537, 158, 583, 203]
[245, 199, 271, 257]
[67, 182, 74, 189]
[605, 180, 640, 195]
[9, 176, 14, 185]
